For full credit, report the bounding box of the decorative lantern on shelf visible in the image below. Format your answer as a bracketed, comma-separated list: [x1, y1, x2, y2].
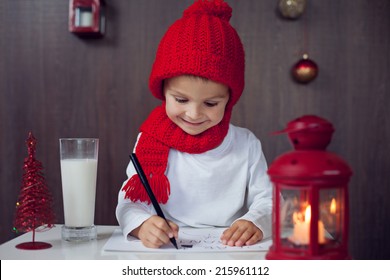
[266, 115, 353, 260]
[69, 0, 106, 37]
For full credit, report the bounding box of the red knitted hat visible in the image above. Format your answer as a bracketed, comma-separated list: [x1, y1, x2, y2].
[149, 0, 245, 108]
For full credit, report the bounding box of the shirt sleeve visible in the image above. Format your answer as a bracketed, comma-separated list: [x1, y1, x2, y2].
[115, 133, 154, 238]
[236, 135, 273, 239]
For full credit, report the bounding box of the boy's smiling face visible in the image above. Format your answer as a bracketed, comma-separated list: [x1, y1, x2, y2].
[164, 75, 230, 136]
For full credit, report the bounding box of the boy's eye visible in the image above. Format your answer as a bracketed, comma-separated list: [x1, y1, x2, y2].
[205, 102, 218, 107]
[175, 98, 188, 104]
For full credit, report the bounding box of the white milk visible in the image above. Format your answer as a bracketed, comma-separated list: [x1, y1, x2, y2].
[60, 159, 98, 227]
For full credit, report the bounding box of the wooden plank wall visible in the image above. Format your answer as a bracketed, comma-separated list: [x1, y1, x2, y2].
[0, 0, 389, 259]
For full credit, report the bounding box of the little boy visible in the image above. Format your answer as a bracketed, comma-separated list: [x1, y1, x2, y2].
[116, 0, 272, 248]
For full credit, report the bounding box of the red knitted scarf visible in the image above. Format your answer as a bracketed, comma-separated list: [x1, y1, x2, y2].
[122, 103, 231, 204]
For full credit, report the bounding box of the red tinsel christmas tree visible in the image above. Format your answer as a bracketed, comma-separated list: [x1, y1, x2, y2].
[13, 132, 55, 250]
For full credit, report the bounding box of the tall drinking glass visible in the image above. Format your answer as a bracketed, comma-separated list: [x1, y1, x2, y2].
[59, 138, 98, 241]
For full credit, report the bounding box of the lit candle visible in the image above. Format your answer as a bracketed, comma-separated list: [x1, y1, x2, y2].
[290, 205, 325, 245]
[328, 198, 337, 234]
[330, 198, 337, 214]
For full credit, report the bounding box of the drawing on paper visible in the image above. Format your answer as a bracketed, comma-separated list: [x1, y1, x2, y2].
[103, 228, 272, 252]
[177, 228, 256, 250]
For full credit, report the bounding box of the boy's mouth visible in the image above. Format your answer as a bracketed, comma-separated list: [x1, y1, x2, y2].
[181, 118, 206, 126]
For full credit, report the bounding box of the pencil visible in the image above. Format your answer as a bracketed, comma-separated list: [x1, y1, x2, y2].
[129, 153, 178, 249]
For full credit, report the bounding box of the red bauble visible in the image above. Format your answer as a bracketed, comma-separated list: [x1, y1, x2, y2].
[291, 54, 318, 84]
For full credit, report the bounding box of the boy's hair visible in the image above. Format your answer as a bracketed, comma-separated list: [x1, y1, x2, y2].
[149, 0, 245, 109]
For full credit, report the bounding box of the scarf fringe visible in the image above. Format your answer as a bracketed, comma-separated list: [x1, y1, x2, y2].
[122, 174, 171, 204]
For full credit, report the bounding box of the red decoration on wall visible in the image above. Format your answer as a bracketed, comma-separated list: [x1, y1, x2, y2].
[279, 0, 319, 84]
[69, 0, 106, 37]
[13, 132, 55, 250]
[291, 54, 318, 84]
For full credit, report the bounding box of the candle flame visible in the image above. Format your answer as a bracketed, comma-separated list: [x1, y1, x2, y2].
[305, 205, 311, 223]
[293, 205, 311, 224]
[330, 198, 336, 214]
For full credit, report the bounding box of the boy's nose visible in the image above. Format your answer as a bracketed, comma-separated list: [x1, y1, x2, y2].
[186, 104, 202, 120]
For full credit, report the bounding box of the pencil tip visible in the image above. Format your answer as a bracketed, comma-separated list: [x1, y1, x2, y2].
[171, 238, 178, 249]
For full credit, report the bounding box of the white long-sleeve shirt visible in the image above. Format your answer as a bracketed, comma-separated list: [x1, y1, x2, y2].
[116, 124, 273, 239]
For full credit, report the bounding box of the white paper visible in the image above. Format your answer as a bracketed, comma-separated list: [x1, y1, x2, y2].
[103, 227, 272, 252]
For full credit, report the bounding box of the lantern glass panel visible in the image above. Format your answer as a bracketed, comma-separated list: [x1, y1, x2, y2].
[279, 186, 330, 250]
[319, 187, 344, 248]
[75, 7, 94, 27]
[280, 187, 312, 248]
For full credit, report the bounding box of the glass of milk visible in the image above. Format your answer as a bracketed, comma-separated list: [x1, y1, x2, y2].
[59, 138, 99, 242]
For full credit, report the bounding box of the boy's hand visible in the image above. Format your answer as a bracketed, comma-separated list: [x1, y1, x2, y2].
[130, 215, 179, 248]
[220, 219, 263, 247]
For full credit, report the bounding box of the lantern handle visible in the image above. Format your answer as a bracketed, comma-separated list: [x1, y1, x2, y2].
[272, 123, 320, 135]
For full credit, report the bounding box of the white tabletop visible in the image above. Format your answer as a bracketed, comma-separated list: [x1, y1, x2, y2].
[0, 225, 267, 260]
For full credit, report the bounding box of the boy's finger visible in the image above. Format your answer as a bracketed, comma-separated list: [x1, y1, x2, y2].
[234, 230, 254, 246]
[223, 226, 245, 246]
[245, 232, 261, 246]
[228, 228, 246, 246]
[167, 221, 179, 238]
[221, 227, 235, 244]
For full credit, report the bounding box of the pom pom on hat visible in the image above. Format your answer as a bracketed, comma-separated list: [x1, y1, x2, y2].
[149, 0, 245, 108]
[183, 0, 232, 21]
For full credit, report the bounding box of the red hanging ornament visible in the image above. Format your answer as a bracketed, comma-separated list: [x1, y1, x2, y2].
[291, 54, 318, 84]
[13, 132, 55, 250]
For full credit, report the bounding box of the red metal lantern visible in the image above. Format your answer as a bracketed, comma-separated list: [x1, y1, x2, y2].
[69, 0, 106, 37]
[266, 115, 353, 259]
